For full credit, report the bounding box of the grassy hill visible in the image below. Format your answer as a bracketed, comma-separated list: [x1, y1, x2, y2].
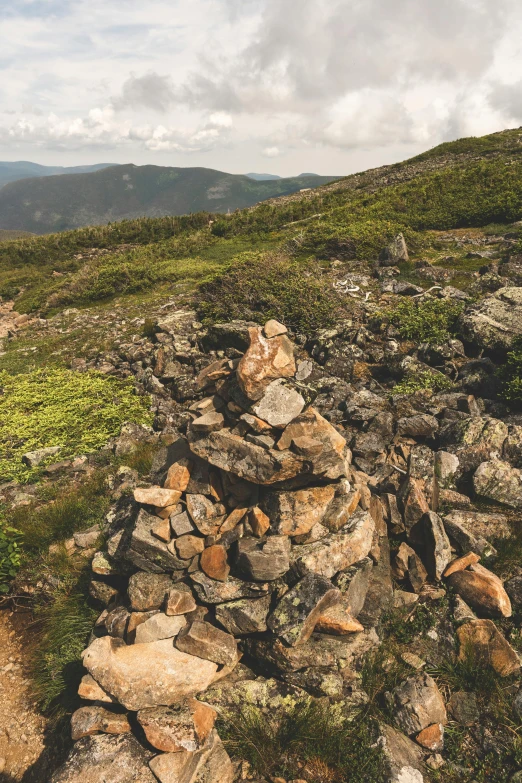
[0, 161, 115, 190]
[0, 165, 339, 235]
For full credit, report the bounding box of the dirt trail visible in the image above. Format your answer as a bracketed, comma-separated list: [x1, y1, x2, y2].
[0, 611, 46, 782]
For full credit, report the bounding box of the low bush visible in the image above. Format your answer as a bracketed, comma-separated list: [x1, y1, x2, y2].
[392, 369, 453, 395]
[197, 251, 343, 332]
[0, 517, 23, 593]
[0, 367, 153, 482]
[380, 298, 464, 345]
[499, 338, 522, 404]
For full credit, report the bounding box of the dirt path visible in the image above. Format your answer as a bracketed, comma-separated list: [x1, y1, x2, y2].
[0, 610, 47, 782]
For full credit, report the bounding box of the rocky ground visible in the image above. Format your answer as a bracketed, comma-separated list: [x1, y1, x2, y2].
[1, 229, 522, 783]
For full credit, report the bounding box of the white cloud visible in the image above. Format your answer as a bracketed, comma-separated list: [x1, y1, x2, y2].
[263, 146, 280, 157]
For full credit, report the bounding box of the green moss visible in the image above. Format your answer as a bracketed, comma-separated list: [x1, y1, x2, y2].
[197, 251, 342, 332]
[392, 370, 453, 395]
[0, 368, 153, 482]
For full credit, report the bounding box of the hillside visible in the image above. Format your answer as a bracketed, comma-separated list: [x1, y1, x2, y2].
[1, 128, 522, 783]
[0, 165, 339, 234]
[0, 161, 115, 189]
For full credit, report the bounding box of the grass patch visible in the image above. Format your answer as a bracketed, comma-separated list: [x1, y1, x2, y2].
[379, 297, 464, 345]
[498, 337, 522, 405]
[392, 369, 453, 395]
[0, 516, 23, 593]
[198, 251, 343, 332]
[218, 698, 384, 782]
[0, 367, 152, 482]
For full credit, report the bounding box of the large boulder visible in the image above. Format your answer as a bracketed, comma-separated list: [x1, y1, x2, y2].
[48, 733, 156, 783]
[473, 459, 522, 509]
[459, 286, 522, 352]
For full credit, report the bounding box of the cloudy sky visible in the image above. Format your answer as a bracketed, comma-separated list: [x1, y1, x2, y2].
[1, 0, 522, 176]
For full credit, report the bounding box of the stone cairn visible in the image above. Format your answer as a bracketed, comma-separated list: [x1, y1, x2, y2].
[56, 320, 379, 782]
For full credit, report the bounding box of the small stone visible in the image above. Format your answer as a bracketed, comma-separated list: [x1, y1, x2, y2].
[314, 602, 364, 635]
[261, 484, 336, 537]
[263, 319, 287, 338]
[186, 495, 222, 536]
[192, 412, 225, 433]
[448, 691, 479, 726]
[151, 516, 171, 543]
[385, 674, 447, 735]
[21, 445, 61, 467]
[333, 558, 373, 618]
[291, 436, 324, 456]
[190, 571, 269, 604]
[50, 734, 157, 783]
[74, 526, 100, 548]
[78, 674, 115, 703]
[156, 503, 181, 520]
[236, 536, 291, 581]
[215, 595, 271, 635]
[170, 511, 195, 537]
[457, 619, 521, 676]
[137, 699, 216, 752]
[176, 620, 238, 667]
[220, 506, 248, 533]
[415, 723, 444, 752]
[401, 652, 426, 670]
[134, 613, 187, 643]
[71, 706, 131, 740]
[92, 552, 114, 576]
[453, 595, 476, 625]
[128, 573, 172, 612]
[164, 459, 193, 492]
[237, 326, 296, 400]
[175, 535, 206, 560]
[473, 459, 522, 509]
[134, 487, 182, 508]
[444, 552, 481, 577]
[426, 753, 444, 771]
[412, 511, 451, 582]
[148, 730, 233, 783]
[447, 562, 512, 618]
[200, 545, 230, 582]
[89, 579, 119, 606]
[251, 380, 305, 428]
[268, 572, 341, 647]
[165, 588, 197, 616]
[249, 507, 270, 537]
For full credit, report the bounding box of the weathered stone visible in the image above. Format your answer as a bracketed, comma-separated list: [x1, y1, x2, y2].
[176, 620, 238, 667]
[220, 506, 248, 533]
[459, 286, 522, 352]
[104, 606, 130, 639]
[443, 552, 480, 577]
[379, 232, 409, 265]
[164, 459, 193, 492]
[379, 724, 425, 783]
[434, 451, 460, 487]
[148, 730, 233, 783]
[134, 612, 187, 643]
[411, 511, 452, 581]
[292, 435, 324, 456]
[447, 563, 512, 618]
[49, 734, 156, 783]
[190, 571, 269, 604]
[128, 572, 172, 612]
[322, 481, 361, 532]
[175, 535, 205, 560]
[71, 706, 131, 740]
[333, 558, 373, 617]
[473, 459, 522, 509]
[137, 699, 216, 752]
[192, 412, 225, 433]
[263, 319, 287, 338]
[505, 575, 522, 610]
[236, 535, 291, 581]
[237, 326, 296, 400]
[448, 692, 479, 726]
[386, 674, 447, 735]
[74, 526, 100, 549]
[393, 543, 428, 593]
[186, 495, 223, 536]
[314, 600, 364, 635]
[126, 611, 159, 641]
[382, 492, 405, 534]
[457, 619, 521, 676]
[291, 510, 375, 578]
[134, 487, 182, 508]
[397, 415, 439, 439]
[215, 594, 271, 635]
[91, 551, 114, 576]
[248, 506, 270, 537]
[89, 579, 119, 606]
[268, 572, 341, 646]
[82, 636, 218, 710]
[165, 588, 197, 616]
[171, 511, 196, 537]
[399, 477, 430, 532]
[78, 674, 115, 703]
[251, 380, 305, 428]
[151, 516, 171, 543]
[261, 484, 336, 537]
[196, 358, 232, 390]
[415, 723, 444, 752]
[129, 509, 187, 573]
[200, 545, 230, 582]
[453, 595, 477, 625]
[443, 510, 505, 560]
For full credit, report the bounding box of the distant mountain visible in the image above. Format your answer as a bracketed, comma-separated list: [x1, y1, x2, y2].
[246, 173, 283, 181]
[0, 164, 339, 234]
[0, 161, 116, 189]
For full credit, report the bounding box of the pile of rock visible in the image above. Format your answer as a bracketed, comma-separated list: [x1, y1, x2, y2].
[51, 319, 521, 783]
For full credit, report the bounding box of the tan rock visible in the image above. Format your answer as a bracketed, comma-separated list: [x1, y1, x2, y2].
[151, 516, 171, 543]
[239, 413, 273, 433]
[261, 484, 336, 537]
[176, 620, 238, 667]
[149, 730, 234, 783]
[196, 358, 232, 390]
[398, 477, 430, 531]
[134, 487, 182, 508]
[164, 459, 193, 492]
[263, 319, 287, 338]
[416, 723, 444, 752]
[78, 674, 115, 703]
[220, 507, 248, 533]
[137, 699, 216, 752]
[443, 552, 481, 577]
[314, 601, 364, 635]
[251, 380, 305, 428]
[50, 734, 157, 783]
[82, 637, 218, 710]
[71, 706, 131, 740]
[457, 619, 521, 676]
[249, 507, 270, 537]
[165, 588, 197, 616]
[448, 563, 512, 618]
[156, 503, 181, 520]
[175, 535, 206, 560]
[134, 613, 187, 643]
[186, 494, 222, 536]
[126, 611, 159, 642]
[291, 436, 324, 456]
[237, 326, 296, 400]
[200, 545, 230, 582]
[192, 412, 225, 433]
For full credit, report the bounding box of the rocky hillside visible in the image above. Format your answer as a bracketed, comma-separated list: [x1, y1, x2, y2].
[0, 128, 522, 783]
[0, 165, 338, 235]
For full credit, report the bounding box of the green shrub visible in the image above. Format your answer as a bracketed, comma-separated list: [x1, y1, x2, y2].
[392, 369, 453, 395]
[499, 338, 522, 403]
[0, 518, 23, 593]
[197, 251, 342, 332]
[0, 368, 153, 482]
[380, 298, 464, 344]
[218, 698, 384, 782]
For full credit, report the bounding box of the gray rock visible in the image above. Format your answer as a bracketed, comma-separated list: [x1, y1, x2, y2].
[176, 621, 238, 667]
[260, 484, 336, 537]
[411, 512, 452, 581]
[474, 459, 522, 509]
[251, 380, 306, 427]
[70, 706, 131, 740]
[459, 286, 522, 352]
[134, 613, 187, 643]
[396, 415, 439, 439]
[235, 536, 291, 581]
[148, 730, 233, 783]
[190, 571, 270, 604]
[128, 509, 187, 572]
[379, 724, 425, 783]
[22, 445, 61, 467]
[443, 510, 502, 560]
[137, 700, 216, 753]
[448, 692, 479, 726]
[385, 674, 447, 735]
[128, 572, 172, 612]
[267, 573, 341, 646]
[49, 733, 156, 783]
[506, 575, 522, 610]
[379, 233, 409, 266]
[333, 558, 373, 618]
[215, 595, 271, 635]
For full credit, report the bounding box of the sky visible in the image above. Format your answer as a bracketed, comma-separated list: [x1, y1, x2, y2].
[1, 0, 522, 176]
